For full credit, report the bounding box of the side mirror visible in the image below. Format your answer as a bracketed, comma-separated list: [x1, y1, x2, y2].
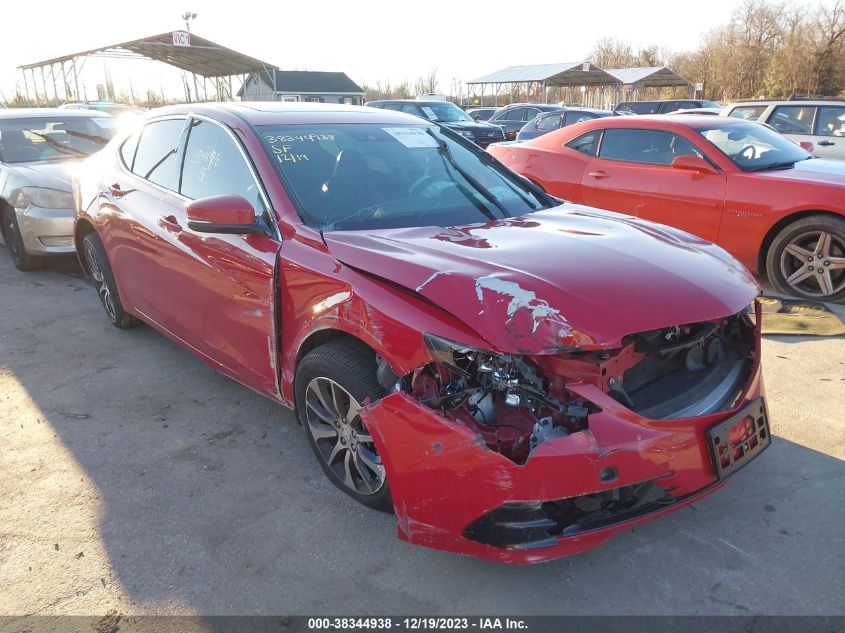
[186, 194, 258, 234]
[671, 154, 718, 175]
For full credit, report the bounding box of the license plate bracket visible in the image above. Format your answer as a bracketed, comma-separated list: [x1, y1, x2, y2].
[707, 397, 771, 480]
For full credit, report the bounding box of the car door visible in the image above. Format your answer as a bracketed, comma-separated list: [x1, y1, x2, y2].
[813, 105, 845, 159]
[579, 127, 727, 243]
[103, 116, 191, 328]
[170, 116, 282, 395]
[765, 104, 817, 151]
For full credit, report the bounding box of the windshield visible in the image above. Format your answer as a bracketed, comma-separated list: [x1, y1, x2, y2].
[259, 123, 551, 231]
[0, 116, 118, 163]
[419, 103, 473, 123]
[697, 122, 811, 171]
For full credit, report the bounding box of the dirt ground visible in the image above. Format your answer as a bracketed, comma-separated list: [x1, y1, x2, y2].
[1, 252, 843, 618]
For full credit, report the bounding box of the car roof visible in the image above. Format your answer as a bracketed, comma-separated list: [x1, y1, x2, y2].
[0, 107, 114, 120]
[571, 114, 748, 131]
[367, 99, 453, 105]
[729, 99, 845, 106]
[138, 101, 432, 126]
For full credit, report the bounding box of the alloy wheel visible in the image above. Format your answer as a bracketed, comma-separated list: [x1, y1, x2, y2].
[779, 230, 845, 298]
[84, 241, 117, 321]
[303, 377, 386, 496]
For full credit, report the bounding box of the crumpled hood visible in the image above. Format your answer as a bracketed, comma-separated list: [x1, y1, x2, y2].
[9, 160, 78, 191]
[323, 205, 759, 354]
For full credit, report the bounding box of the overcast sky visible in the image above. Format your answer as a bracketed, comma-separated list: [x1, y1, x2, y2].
[0, 0, 819, 104]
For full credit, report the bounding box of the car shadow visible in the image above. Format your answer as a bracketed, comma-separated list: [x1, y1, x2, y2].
[1, 255, 843, 617]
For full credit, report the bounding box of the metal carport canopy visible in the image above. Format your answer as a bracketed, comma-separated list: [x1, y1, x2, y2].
[19, 32, 275, 78]
[467, 62, 619, 87]
[603, 66, 691, 88]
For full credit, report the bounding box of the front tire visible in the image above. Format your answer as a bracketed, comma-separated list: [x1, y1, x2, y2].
[295, 340, 392, 512]
[3, 208, 46, 271]
[82, 233, 141, 329]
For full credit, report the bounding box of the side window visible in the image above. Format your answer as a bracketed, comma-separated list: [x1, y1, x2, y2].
[383, 103, 403, 111]
[728, 105, 766, 120]
[401, 104, 424, 118]
[566, 131, 601, 156]
[523, 108, 541, 121]
[132, 119, 186, 190]
[630, 102, 659, 114]
[768, 106, 816, 134]
[120, 132, 139, 169]
[816, 106, 845, 137]
[499, 108, 525, 121]
[565, 111, 596, 126]
[180, 119, 264, 213]
[536, 114, 563, 131]
[599, 128, 700, 166]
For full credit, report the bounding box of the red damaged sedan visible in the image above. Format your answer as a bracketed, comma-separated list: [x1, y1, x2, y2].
[489, 115, 845, 302]
[73, 103, 768, 564]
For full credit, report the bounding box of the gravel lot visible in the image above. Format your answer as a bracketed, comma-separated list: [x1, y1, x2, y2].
[1, 251, 843, 618]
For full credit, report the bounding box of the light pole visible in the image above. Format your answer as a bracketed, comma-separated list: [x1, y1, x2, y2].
[181, 12, 198, 102]
[181, 11, 197, 33]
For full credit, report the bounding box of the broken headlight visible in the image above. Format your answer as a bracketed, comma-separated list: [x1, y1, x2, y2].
[415, 333, 591, 463]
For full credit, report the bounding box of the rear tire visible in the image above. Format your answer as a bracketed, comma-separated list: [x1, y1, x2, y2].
[82, 232, 141, 329]
[295, 340, 392, 512]
[766, 215, 845, 303]
[2, 208, 46, 271]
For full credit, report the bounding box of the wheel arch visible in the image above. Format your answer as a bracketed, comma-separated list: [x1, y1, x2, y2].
[758, 209, 845, 275]
[296, 328, 367, 368]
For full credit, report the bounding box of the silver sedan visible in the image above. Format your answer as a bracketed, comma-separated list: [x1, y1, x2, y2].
[0, 109, 117, 270]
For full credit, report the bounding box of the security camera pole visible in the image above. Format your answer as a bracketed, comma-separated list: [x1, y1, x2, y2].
[181, 11, 199, 102]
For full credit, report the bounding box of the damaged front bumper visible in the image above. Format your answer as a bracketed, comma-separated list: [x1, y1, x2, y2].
[359, 317, 767, 564]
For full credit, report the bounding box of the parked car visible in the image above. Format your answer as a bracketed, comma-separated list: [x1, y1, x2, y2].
[60, 101, 145, 118]
[365, 99, 504, 147]
[488, 115, 845, 301]
[0, 108, 117, 270]
[74, 102, 765, 563]
[722, 99, 845, 160]
[669, 107, 722, 116]
[487, 103, 564, 140]
[516, 107, 612, 141]
[466, 107, 497, 122]
[614, 99, 721, 115]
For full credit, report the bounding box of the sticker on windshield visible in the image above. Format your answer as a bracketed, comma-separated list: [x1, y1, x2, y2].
[383, 127, 438, 148]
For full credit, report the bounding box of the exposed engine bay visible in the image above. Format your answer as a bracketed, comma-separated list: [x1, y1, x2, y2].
[397, 310, 756, 465]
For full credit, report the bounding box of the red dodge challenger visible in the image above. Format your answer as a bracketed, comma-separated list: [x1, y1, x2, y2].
[74, 103, 767, 564]
[488, 115, 845, 302]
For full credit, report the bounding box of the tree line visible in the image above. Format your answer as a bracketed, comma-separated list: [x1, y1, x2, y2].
[362, 0, 844, 105]
[592, 0, 845, 100]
